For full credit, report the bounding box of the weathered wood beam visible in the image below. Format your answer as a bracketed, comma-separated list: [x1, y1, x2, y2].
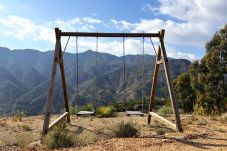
[149, 112, 177, 131]
[42, 28, 61, 136]
[48, 112, 69, 129]
[58, 29, 160, 38]
[156, 60, 164, 64]
[148, 47, 162, 124]
[59, 46, 70, 123]
[159, 29, 183, 132]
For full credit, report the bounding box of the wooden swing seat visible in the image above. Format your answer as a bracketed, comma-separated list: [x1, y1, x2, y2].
[126, 111, 144, 116]
[77, 111, 94, 116]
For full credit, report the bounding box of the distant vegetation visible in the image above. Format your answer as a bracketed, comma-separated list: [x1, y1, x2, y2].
[96, 105, 116, 117]
[44, 122, 77, 149]
[113, 121, 139, 138]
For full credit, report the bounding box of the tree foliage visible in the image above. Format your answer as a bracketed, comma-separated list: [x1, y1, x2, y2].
[175, 25, 227, 115]
[174, 73, 195, 113]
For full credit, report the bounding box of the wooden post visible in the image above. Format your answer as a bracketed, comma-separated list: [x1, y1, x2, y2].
[148, 47, 161, 124]
[42, 28, 61, 136]
[159, 29, 183, 132]
[58, 41, 70, 123]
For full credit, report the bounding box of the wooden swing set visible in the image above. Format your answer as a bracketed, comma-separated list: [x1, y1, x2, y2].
[42, 27, 183, 137]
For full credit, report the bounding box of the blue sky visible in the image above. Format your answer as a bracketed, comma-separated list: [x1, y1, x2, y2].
[0, 0, 226, 61]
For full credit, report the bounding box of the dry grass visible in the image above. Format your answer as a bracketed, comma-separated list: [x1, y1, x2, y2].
[197, 119, 208, 126]
[16, 132, 34, 148]
[0, 114, 226, 150]
[220, 113, 227, 123]
[78, 131, 99, 145]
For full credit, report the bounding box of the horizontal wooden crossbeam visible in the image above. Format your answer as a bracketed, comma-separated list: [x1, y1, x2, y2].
[149, 112, 177, 131]
[58, 30, 160, 38]
[156, 60, 164, 64]
[48, 112, 69, 129]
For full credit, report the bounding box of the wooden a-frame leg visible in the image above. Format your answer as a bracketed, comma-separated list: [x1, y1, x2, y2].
[159, 30, 183, 132]
[148, 47, 161, 124]
[59, 47, 70, 122]
[162, 59, 183, 131]
[42, 37, 61, 137]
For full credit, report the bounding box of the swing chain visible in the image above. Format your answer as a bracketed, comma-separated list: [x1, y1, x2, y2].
[150, 37, 158, 59]
[63, 36, 71, 56]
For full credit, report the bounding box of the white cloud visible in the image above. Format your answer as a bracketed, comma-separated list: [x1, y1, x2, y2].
[132, 19, 165, 33]
[0, 15, 200, 61]
[107, 0, 227, 48]
[54, 17, 101, 31]
[0, 15, 37, 39]
[82, 17, 101, 24]
[0, 16, 102, 44]
[154, 0, 227, 46]
[2, 0, 226, 61]
[165, 47, 198, 61]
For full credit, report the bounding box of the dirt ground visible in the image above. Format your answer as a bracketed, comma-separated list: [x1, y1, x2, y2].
[0, 113, 227, 151]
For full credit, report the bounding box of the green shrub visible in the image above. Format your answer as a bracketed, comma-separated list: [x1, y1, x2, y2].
[194, 103, 206, 115]
[13, 111, 25, 122]
[113, 121, 139, 138]
[96, 105, 116, 117]
[83, 103, 93, 111]
[22, 124, 31, 131]
[44, 122, 77, 149]
[158, 105, 173, 115]
[69, 105, 81, 115]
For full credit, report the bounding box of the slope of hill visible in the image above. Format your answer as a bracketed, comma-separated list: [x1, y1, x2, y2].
[0, 47, 191, 115]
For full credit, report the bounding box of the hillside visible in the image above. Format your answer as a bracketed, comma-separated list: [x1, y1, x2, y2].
[0, 47, 191, 115]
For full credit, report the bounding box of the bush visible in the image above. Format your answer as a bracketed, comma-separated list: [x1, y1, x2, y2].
[113, 121, 139, 138]
[22, 124, 31, 131]
[83, 103, 93, 111]
[44, 122, 77, 149]
[69, 105, 81, 115]
[158, 105, 173, 115]
[96, 105, 116, 117]
[13, 111, 25, 122]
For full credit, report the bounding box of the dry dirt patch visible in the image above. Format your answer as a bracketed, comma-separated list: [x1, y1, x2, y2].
[0, 114, 226, 150]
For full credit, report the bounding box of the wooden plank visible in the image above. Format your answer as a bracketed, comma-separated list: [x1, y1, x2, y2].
[156, 60, 164, 64]
[148, 47, 162, 124]
[126, 111, 144, 116]
[58, 29, 160, 38]
[149, 112, 177, 131]
[59, 46, 70, 123]
[42, 28, 61, 136]
[159, 29, 183, 132]
[48, 112, 69, 129]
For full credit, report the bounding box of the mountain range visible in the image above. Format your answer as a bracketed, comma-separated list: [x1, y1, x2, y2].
[0, 47, 191, 115]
